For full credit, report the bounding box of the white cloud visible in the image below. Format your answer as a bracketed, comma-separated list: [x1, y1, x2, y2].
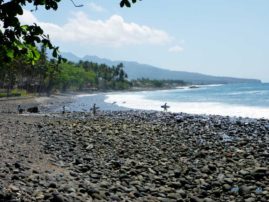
[88, 2, 106, 12]
[19, 10, 172, 47]
[19, 10, 38, 24]
[169, 45, 184, 53]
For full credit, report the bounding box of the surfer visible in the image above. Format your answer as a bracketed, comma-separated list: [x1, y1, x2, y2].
[161, 103, 170, 112]
[90, 103, 99, 116]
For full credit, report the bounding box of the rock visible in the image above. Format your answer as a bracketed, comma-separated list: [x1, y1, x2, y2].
[239, 170, 249, 175]
[27, 106, 39, 113]
[245, 197, 256, 202]
[86, 144, 94, 150]
[168, 181, 182, 189]
[253, 167, 268, 172]
[35, 192, 45, 200]
[14, 162, 21, 169]
[8, 185, 20, 192]
[90, 173, 100, 179]
[251, 167, 269, 179]
[223, 184, 231, 191]
[50, 193, 66, 202]
[174, 169, 181, 178]
[204, 198, 214, 202]
[224, 178, 233, 184]
[177, 189, 187, 198]
[49, 182, 57, 188]
[3, 110, 269, 201]
[201, 165, 210, 174]
[239, 185, 252, 196]
[167, 193, 182, 199]
[190, 195, 203, 202]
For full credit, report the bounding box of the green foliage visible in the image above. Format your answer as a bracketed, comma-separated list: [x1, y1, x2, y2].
[1, 49, 189, 96]
[132, 78, 187, 88]
[11, 88, 27, 96]
[0, 0, 147, 95]
[0, 0, 63, 63]
[78, 61, 130, 90]
[0, 88, 27, 98]
[0, 0, 140, 63]
[55, 62, 96, 91]
[0, 47, 131, 95]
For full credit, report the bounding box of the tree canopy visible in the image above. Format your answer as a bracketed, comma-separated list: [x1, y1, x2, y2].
[0, 48, 131, 97]
[0, 0, 140, 63]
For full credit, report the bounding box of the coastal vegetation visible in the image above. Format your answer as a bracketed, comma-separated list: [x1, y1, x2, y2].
[0, 0, 141, 96]
[0, 47, 187, 97]
[131, 78, 187, 89]
[0, 48, 128, 96]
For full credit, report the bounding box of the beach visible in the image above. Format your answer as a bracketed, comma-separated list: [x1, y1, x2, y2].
[0, 94, 269, 201]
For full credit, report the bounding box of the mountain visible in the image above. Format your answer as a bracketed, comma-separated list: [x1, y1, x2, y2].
[62, 52, 261, 84]
[61, 52, 81, 63]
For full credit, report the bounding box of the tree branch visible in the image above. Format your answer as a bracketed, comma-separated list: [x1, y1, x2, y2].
[70, 0, 83, 7]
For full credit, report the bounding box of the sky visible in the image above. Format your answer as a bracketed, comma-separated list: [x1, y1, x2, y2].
[20, 0, 269, 82]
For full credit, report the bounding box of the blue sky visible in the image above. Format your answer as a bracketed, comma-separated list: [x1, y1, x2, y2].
[21, 0, 269, 81]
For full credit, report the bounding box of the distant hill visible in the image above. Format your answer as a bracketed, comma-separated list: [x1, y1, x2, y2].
[62, 52, 261, 84]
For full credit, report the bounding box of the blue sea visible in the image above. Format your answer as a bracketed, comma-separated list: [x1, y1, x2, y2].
[104, 83, 269, 119]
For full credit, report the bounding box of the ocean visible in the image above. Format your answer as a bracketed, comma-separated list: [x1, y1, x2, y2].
[104, 83, 269, 119]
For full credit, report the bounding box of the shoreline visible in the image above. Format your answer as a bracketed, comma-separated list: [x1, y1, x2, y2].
[1, 89, 269, 121]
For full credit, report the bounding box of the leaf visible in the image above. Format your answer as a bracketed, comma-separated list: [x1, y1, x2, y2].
[6, 49, 14, 59]
[21, 25, 28, 32]
[120, 0, 131, 7]
[52, 49, 58, 58]
[120, 1, 125, 7]
[125, 1, 131, 7]
[16, 5, 23, 15]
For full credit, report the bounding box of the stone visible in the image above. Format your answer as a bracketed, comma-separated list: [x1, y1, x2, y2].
[204, 198, 214, 202]
[86, 144, 94, 150]
[50, 194, 65, 202]
[239, 185, 253, 196]
[27, 106, 39, 113]
[49, 182, 57, 188]
[245, 197, 256, 202]
[239, 170, 249, 175]
[35, 192, 45, 200]
[8, 185, 20, 192]
[14, 162, 21, 169]
[167, 193, 182, 199]
[190, 195, 203, 202]
[223, 184, 231, 191]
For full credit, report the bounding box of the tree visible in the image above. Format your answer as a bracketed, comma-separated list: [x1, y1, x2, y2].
[55, 62, 95, 92]
[0, 0, 140, 63]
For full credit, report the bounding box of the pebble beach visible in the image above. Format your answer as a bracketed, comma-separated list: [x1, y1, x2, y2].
[0, 95, 269, 202]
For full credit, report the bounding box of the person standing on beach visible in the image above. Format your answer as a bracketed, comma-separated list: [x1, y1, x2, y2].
[161, 103, 170, 112]
[90, 103, 99, 116]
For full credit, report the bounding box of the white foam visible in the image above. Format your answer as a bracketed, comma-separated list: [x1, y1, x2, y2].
[76, 94, 98, 98]
[200, 84, 224, 87]
[228, 90, 267, 95]
[175, 84, 223, 91]
[105, 92, 269, 119]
